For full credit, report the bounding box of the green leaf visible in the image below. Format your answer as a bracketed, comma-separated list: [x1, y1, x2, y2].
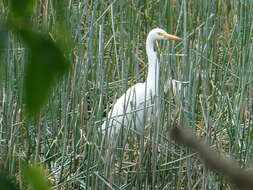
[51, 0, 73, 53]
[0, 173, 20, 190]
[0, 22, 8, 60]
[19, 29, 69, 115]
[9, 0, 36, 18]
[0, 23, 8, 51]
[23, 165, 51, 190]
[0, 23, 8, 82]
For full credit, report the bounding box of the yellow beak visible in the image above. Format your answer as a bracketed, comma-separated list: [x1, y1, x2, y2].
[159, 32, 182, 40]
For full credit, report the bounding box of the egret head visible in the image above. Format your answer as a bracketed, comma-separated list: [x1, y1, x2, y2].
[148, 28, 182, 41]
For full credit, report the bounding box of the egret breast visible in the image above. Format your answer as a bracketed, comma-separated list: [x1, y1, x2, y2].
[102, 83, 156, 137]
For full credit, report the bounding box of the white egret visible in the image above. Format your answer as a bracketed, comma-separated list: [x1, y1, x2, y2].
[102, 28, 182, 140]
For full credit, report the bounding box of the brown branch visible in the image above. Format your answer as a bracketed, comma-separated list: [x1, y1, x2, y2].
[170, 124, 253, 190]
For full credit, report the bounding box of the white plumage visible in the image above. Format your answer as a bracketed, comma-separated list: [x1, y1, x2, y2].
[102, 28, 181, 139]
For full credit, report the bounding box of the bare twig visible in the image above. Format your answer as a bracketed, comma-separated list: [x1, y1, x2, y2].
[171, 124, 253, 190]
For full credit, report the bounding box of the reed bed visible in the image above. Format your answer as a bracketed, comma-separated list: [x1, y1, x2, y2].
[0, 0, 252, 189]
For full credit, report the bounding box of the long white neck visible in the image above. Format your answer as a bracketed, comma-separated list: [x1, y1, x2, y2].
[146, 36, 159, 96]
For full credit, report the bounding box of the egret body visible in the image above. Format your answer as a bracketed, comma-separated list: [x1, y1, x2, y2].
[102, 28, 181, 139]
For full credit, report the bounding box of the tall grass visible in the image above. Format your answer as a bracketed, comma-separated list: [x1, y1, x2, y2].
[0, 0, 252, 189]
